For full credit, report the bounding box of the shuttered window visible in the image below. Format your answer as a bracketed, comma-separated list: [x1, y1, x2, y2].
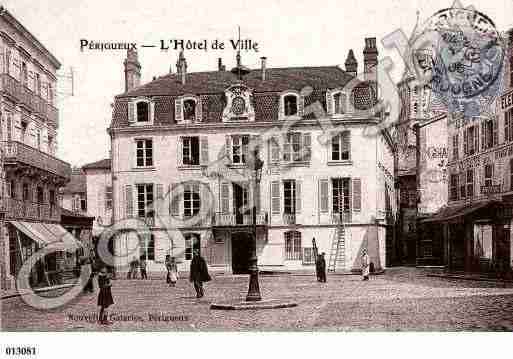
[331, 131, 351, 161]
[136, 184, 154, 219]
[319, 179, 329, 213]
[285, 231, 302, 260]
[200, 136, 209, 165]
[125, 185, 133, 217]
[352, 178, 361, 211]
[221, 182, 230, 214]
[182, 136, 200, 166]
[136, 139, 153, 167]
[170, 183, 180, 217]
[269, 137, 280, 164]
[283, 132, 311, 163]
[283, 180, 296, 215]
[271, 181, 281, 214]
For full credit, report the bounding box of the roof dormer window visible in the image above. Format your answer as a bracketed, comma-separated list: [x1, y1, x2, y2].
[327, 89, 348, 116]
[128, 98, 154, 125]
[175, 95, 201, 123]
[284, 95, 298, 116]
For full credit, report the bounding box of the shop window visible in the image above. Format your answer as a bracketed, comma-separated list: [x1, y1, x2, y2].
[474, 225, 492, 259]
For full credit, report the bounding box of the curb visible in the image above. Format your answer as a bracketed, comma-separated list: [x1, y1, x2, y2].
[210, 300, 298, 310]
[426, 274, 513, 283]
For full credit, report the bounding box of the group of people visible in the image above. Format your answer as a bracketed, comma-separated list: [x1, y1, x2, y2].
[127, 257, 148, 279]
[314, 247, 371, 281]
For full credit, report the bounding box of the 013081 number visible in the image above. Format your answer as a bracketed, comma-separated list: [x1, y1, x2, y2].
[4, 347, 37, 356]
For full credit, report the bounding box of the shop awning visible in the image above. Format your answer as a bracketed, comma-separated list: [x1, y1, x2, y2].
[9, 221, 83, 250]
[420, 200, 501, 224]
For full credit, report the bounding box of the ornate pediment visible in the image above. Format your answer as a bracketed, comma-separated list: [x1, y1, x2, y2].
[222, 84, 255, 122]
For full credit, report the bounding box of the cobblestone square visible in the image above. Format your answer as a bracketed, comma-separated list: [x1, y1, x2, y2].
[3, 268, 513, 331]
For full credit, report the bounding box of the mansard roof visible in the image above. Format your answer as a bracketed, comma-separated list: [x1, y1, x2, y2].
[116, 66, 353, 98]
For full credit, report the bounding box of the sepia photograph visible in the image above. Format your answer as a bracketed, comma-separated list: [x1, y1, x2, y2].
[0, 0, 513, 355]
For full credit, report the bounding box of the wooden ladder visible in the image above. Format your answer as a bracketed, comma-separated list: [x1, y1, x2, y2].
[327, 219, 346, 273]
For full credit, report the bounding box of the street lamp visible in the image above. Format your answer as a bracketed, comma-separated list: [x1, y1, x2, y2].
[246, 148, 264, 301]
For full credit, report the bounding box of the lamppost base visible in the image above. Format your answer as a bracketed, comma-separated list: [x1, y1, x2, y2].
[246, 271, 261, 302]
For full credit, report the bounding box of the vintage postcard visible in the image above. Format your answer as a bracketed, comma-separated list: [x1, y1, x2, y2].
[1, 0, 513, 353]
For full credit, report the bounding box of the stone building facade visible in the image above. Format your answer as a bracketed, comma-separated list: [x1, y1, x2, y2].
[108, 38, 396, 275]
[0, 7, 73, 292]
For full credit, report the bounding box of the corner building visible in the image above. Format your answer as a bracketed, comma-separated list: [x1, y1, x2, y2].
[109, 38, 396, 275]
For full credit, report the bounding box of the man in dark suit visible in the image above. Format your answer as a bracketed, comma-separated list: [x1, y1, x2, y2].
[189, 249, 211, 298]
[318, 253, 327, 283]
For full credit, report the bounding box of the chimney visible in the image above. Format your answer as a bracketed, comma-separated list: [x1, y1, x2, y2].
[344, 49, 357, 77]
[124, 48, 141, 92]
[218, 58, 226, 71]
[260, 57, 267, 81]
[176, 50, 187, 85]
[363, 37, 378, 82]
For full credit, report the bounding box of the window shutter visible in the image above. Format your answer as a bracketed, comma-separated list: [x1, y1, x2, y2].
[149, 101, 155, 122]
[342, 131, 351, 159]
[341, 93, 347, 113]
[298, 94, 305, 116]
[174, 99, 182, 123]
[474, 124, 479, 152]
[352, 178, 362, 211]
[269, 137, 280, 164]
[295, 180, 302, 213]
[279, 95, 285, 118]
[177, 137, 183, 166]
[319, 179, 329, 213]
[200, 136, 209, 165]
[493, 118, 499, 146]
[128, 102, 135, 124]
[225, 135, 232, 163]
[196, 97, 202, 122]
[97, 188, 103, 216]
[302, 133, 311, 162]
[125, 185, 133, 218]
[156, 184, 164, 215]
[481, 122, 485, 150]
[221, 182, 230, 214]
[271, 181, 281, 215]
[326, 90, 333, 115]
[170, 183, 181, 217]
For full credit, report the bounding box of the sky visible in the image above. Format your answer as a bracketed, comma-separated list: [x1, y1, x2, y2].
[2, 0, 512, 167]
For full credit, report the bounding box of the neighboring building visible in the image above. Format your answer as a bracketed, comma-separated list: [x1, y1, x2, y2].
[0, 7, 74, 292]
[108, 38, 396, 275]
[420, 29, 513, 273]
[82, 158, 112, 237]
[60, 167, 87, 215]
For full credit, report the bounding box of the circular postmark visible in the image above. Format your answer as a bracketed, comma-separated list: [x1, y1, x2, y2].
[411, 7, 506, 117]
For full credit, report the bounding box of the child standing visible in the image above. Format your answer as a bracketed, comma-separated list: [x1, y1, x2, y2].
[97, 267, 114, 325]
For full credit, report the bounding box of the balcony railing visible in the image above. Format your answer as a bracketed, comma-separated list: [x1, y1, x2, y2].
[331, 212, 352, 224]
[283, 213, 296, 225]
[4, 198, 60, 222]
[0, 73, 59, 127]
[2, 141, 71, 181]
[214, 212, 268, 226]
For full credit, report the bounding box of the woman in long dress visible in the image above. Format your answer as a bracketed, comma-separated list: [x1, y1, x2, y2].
[165, 255, 178, 287]
[361, 249, 370, 281]
[97, 267, 114, 325]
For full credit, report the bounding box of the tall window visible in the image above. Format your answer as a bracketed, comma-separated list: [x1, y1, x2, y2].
[139, 234, 155, 260]
[482, 119, 496, 150]
[232, 135, 249, 164]
[460, 172, 466, 199]
[450, 174, 458, 201]
[80, 194, 87, 211]
[184, 233, 200, 260]
[285, 231, 302, 260]
[136, 184, 154, 219]
[35, 73, 41, 96]
[452, 134, 459, 160]
[105, 186, 113, 210]
[464, 125, 478, 156]
[36, 130, 41, 150]
[466, 169, 474, 199]
[283, 132, 310, 163]
[22, 183, 30, 202]
[506, 109, 513, 143]
[183, 99, 196, 121]
[183, 182, 200, 217]
[284, 95, 298, 116]
[136, 139, 153, 167]
[283, 180, 297, 214]
[136, 102, 149, 122]
[4, 48, 11, 74]
[475, 225, 492, 259]
[332, 178, 350, 213]
[331, 131, 351, 161]
[510, 158, 513, 191]
[21, 62, 27, 86]
[484, 164, 493, 187]
[49, 190, 56, 207]
[182, 136, 200, 165]
[21, 121, 28, 143]
[333, 92, 346, 114]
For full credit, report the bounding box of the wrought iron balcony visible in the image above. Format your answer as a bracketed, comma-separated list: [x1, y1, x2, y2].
[331, 212, 352, 224]
[0, 73, 59, 128]
[2, 141, 72, 181]
[4, 198, 60, 222]
[214, 211, 268, 226]
[282, 213, 296, 225]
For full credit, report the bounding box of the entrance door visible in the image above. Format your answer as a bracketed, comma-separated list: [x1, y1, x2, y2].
[231, 232, 252, 274]
[233, 183, 248, 225]
[496, 225, 511, 271]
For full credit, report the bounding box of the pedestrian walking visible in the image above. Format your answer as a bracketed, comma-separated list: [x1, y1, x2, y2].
[97, 267, 114, 325]
[83, 257, 94, 293]
[361, 248, 370, 281]
[315, 254, 321, 282]
[140, 256, 148, 279]
[189, 250, 211, 298]
[165, 255, 178, 287]
[318, 252, 327, 283]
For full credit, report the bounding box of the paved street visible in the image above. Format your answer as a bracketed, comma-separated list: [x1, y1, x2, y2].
[3, 268, 513, 331]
